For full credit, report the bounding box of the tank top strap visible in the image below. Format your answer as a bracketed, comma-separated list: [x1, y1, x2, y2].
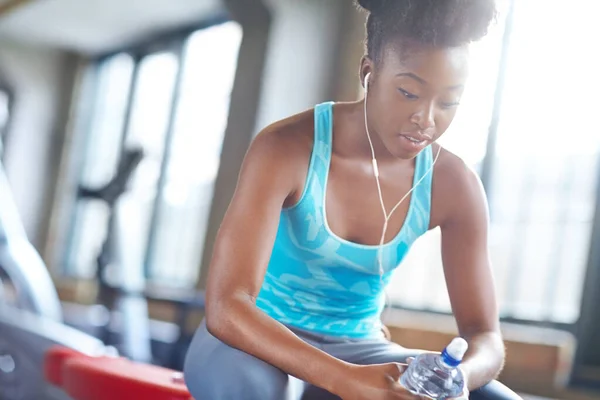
[408, 145, 434, 235]
[305, 101, 335, 196]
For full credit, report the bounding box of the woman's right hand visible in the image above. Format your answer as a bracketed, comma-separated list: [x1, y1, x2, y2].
[335, 363, 431, 400]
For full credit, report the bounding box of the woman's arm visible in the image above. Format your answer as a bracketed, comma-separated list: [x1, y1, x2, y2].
[438, 159, 505, 391]
[204, 125, 351, 394]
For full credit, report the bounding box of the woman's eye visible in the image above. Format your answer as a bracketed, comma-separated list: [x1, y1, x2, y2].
[398, 88, 419, 100]
[441, 101, 461, 109]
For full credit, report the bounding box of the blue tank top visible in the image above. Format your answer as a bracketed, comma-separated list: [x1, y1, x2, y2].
[256, 102, 433, 339]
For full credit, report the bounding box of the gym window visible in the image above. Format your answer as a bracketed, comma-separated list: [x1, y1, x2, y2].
[63, 19, 242, 288]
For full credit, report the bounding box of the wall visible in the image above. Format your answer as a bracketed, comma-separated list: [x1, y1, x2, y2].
[253, 0, 347, 133]
[0, 38, 79, 251]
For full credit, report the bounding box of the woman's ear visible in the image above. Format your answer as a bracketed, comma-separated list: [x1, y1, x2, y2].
[359, 56, 374, 90]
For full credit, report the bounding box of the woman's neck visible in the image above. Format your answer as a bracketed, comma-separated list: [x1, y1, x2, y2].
[332, 100, 410, 166]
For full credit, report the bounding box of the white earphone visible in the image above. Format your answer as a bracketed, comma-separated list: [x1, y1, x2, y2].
[362, 70, 442, 279]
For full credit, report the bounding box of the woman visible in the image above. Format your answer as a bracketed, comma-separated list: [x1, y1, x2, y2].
[184, 0, 521, 399]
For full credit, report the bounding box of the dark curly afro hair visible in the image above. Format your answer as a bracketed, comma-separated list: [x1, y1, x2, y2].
[356, 0, 497, 63]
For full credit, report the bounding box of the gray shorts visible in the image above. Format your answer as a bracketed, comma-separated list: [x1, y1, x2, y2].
[183, 320, 521, 400]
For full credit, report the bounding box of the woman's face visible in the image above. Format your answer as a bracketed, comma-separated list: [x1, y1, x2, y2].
[362, 42, 470, 160]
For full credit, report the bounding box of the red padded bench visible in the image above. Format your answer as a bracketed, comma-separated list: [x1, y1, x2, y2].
[44, 346, 193, 400]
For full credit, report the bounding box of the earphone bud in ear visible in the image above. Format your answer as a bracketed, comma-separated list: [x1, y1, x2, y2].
[364, 72, 371, 93]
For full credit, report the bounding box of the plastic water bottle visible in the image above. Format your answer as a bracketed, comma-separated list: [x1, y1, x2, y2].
[400, 337, 469, 399]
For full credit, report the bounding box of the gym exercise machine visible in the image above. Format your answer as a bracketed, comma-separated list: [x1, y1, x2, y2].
[75, 147, 152, 363]
[76, 147, 209, 368]
[0, 160, 112, 400]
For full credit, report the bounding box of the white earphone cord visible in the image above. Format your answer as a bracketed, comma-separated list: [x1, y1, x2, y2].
[362, 79, 442, 286]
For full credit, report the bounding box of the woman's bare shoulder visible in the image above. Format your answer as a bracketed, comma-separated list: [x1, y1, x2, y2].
[243, 108, 316, 204]
[254, 108, 315, 156]
[430, 145, 488, 228]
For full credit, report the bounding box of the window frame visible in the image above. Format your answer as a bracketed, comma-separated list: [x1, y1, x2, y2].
[0, 83, 15, 162]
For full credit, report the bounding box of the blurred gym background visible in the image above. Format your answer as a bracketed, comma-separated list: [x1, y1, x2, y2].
[0, 0, 599, 399]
